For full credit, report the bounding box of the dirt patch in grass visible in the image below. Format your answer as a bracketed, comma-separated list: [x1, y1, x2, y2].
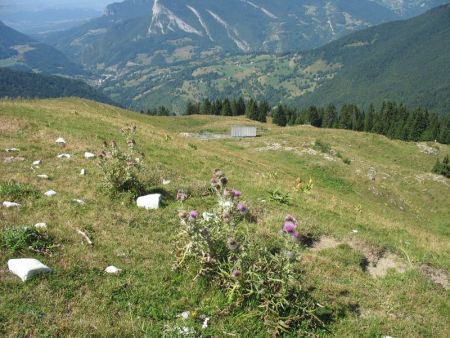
[420, 265, 449, 290]
[311, 236, 407, 278]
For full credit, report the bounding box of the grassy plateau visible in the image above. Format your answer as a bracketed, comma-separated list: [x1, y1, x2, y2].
[0, 98, 449, 337]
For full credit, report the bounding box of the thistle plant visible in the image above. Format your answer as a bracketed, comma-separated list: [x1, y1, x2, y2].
[98, 126, 145, 197]
[175, 170, 322, 335]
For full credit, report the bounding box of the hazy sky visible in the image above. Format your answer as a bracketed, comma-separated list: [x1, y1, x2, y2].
[0, 0, 115, 11]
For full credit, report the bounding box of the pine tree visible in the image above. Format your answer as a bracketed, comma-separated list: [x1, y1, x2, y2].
[323, 104, 338, 128]
[258, 100, 270, 123]
[245, 99, 259, 121]
[221, 98, 232, 116]
[272, 105, 287, 127]
[308, 106, 322, 128]
[200, 99, 212, 115]
[236, 97, 246, 116]
[364, 104, 375, 132]
[339, 105, 353, 130]
[185, 101, 198, 115]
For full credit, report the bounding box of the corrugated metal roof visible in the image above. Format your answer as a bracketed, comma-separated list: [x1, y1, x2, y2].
[231, 126, 257, 137]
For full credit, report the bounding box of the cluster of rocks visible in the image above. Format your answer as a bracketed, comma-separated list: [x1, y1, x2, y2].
[3, 136, 167, 282]
[3, 137, 114, 282]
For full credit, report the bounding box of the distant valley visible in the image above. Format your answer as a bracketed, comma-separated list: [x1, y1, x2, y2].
[1, 0, 449, 114]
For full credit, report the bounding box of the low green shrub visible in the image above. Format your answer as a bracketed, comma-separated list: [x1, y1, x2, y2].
[268, 188, 292, 204]
[432, 154, 450, 178]
[0, 181, 40, 201]
[314, 139, 331, 154]
[1, 226, 54, 255]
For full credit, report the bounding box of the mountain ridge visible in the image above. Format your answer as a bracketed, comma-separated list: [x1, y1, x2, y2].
[44, 0, 448, 69]
[0, 21, 86, 76]
[96, 4, 450, 114]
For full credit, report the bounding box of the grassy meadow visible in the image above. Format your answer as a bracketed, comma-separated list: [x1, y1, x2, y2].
[0, 98, 449, 337]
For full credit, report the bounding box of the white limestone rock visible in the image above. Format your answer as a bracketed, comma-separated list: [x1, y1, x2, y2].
[3, 201, 21, 208]
[37, 174, 49, 179]
[5, 148, 19, 152]
[72, 199, 85, 205]
[105, 266, 122, 274]
[8, 258, 52, 282]
[34, 223, 47, 229]
[80, 169, 86, 176]
[57, 153, 71, 159]
[55, 137, 66, 145]
[136, 194, 161, 210]
[84, 152, 96, 159]
[44, 190, 57, 197]
[162, 179, 171, 185]
[32, 160, 42, 166]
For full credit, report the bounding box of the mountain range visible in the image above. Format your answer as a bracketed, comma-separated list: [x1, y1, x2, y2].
[93, 3, 450, 114]
[0, 21, 86, 76]
[43, 0, 448, 69]
[1, 0, 449, 115]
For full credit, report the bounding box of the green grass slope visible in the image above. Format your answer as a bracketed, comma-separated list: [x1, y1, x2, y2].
[0, 98, 449, 337]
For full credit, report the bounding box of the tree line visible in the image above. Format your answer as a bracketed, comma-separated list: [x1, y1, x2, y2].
[139, 98, 450, 144]
[184, 97, 269, 123]
[271, 102, 449, 144]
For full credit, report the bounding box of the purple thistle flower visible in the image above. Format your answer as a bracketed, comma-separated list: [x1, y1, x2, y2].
[237, 202, 248, 214]
[231, 270, 241, 278]
[283, 221, 297, 233]
[189, 210, 198, 219]
[227, 238, 239, 251]
[293, 231, 300, 239]
[232, 190, 242, 198]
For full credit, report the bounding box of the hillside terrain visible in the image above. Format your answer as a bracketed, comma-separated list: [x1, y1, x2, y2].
[0, 98, 449, 336]
[0, 68, 116, 105]
[0, 21, 86, 77]
[97, 4, 450, 114]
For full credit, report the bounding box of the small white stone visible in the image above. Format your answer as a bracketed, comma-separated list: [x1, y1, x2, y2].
[8, 258, 51, 282]
[80, 169, 86, 176]
[72, 199, 85, 205]
[202, 317, 210, 329]
[34, 223, 47, 229]
[32, 160, 42, 166]
[105, 266, 122, 274]
[352, 230, 359, 233]
[55, 137, 66, 145]
[57, 153, 70, 159]
[136, 194, 161, 210]
[162, 179, 171, 185]
[5, 148, 19, 152]
[3, 201, 21, 208]
[84, 152, 96, 159]
[180, 311, 190, 320]
[37, 174, 49, 179]
[44, 190, 57, 197]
